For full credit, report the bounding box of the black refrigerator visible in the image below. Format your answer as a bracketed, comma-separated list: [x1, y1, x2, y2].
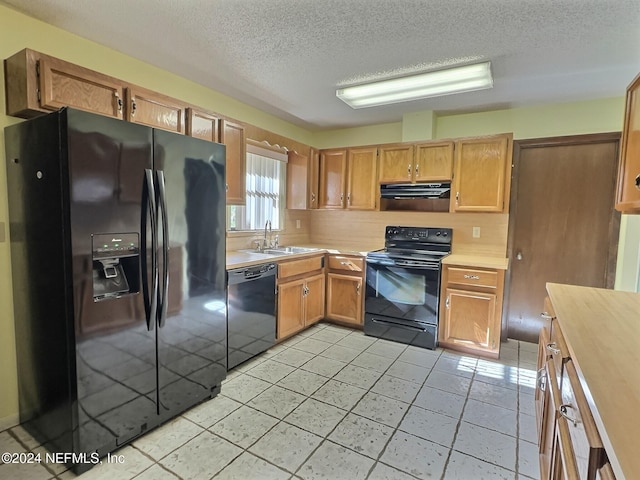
[4, 108, 227, 472]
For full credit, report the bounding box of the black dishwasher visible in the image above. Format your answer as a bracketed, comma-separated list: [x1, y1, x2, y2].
[227, 262, 277, 370]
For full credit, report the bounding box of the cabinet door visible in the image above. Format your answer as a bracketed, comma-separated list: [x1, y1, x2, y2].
[442, 288, 498, 353]
[540, 359, 559, 480]
[319, 149, 347, 209]
[326, 273, 363, 325]
[347, 147, 378, 210]
[220, 119, 246, 205]
[414, 141, 454, 181]
[451, 135, 511, 212]
[308, 147, 320, 209]
[287, 150, 310, 210]
[277, 279, 306, 339]
[378, 144, 414, 183]
[186, 107, 220, 142]
[615, 72, 640, 212]
[125, 87, 186, 134]
[305, 274, 326, 326]
[39, 57, 124, 119]
[560, 361, 605, 479]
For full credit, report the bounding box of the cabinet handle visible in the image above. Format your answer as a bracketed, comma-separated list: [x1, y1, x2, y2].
[131, 97, 137, 117]
[407, 164, 411, 177]
[536, 367, 547, 392]
[415, 164, 419, 175]
[635, 174, 640, 191]
[445, 296, 450, 309]
[455, 191, 459, 205]
[559, 404, 578, 427]
[340, 193, 344, 206]
[114, 92, 123, 112]
[463, 274, 480, 280]
[356, 283, 361, 295]
[545, 342, 560, 355]
[540, 312, 552, 320]
[311, 192, 316, 203]
[347, 193, 351, 206]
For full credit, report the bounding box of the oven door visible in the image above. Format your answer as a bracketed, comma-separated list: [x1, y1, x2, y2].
[364, 258, 441, 323]
[364, 257, 441, 349]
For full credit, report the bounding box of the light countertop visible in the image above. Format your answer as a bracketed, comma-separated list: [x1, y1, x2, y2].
[226, 245, 370, 270]
[546, 283, 640, 480]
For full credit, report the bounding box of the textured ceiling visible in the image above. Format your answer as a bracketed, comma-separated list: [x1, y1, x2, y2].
[3, 0, 640, 130]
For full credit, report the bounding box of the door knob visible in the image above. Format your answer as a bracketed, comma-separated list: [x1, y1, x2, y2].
[516, 252, 523, 261]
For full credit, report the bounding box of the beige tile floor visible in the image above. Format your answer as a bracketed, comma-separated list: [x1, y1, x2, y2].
[0, 322, 540, 480]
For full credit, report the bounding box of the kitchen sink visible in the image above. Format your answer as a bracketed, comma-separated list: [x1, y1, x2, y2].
[239, 246, 321, 256]
[267, 246, 320, 254]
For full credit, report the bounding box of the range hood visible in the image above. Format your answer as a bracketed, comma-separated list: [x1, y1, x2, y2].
[380, 182, 451, 199]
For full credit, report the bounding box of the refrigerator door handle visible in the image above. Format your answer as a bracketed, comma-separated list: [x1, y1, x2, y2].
[156, 169, 169, 328]
[141, 168, 158, 330]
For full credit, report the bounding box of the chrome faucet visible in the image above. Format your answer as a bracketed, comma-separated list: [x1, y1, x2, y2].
[263, 220, 271, 250]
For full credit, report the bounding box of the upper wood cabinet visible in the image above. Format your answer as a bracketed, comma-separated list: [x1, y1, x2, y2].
[287, 150, 310, 210]
[318, 149, 348, 209]
[451, 133, 513, 213]
[187, 109, 246, 205]
[318, 147, 378, 210]
[378, 144, 415, 183]
[415, 141, 454, 181]
[347, 147, 379, 210]
[286, 148, 319, 210]
[5, 48, 124, 119]
[379, 141, 453, 183]
[125, 86, 186, 134]
[221, 120, 246, 205]
[186, 107, 220, 142]
[308, 147, 320, 209]
[615, 71, 640, 213]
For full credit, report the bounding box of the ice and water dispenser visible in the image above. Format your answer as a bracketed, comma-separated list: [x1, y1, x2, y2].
[91, 233, 140, 300]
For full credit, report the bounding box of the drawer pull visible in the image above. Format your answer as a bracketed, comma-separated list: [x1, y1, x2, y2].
[559, 404, 578, 426]
[540, 312, 552, 320]
[545, 342, 560, 355]
[536, 367, 546, 392]
[463, 274, 480, 280]
[340, 261, 349, 265]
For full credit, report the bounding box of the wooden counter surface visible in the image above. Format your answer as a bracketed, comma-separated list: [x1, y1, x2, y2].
[546, 283, 640, 480]
[442, 254, 509, 270]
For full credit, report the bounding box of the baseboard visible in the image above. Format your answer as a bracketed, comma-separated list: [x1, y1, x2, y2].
[0, 413, 19, 432]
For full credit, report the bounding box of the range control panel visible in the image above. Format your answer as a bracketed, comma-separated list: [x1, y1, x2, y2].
[384, 226, 452, 244]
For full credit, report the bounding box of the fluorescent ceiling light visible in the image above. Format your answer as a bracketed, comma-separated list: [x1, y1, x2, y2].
[336, 62, 493, 109]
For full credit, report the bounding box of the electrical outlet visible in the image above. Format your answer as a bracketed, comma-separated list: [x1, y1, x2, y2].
[472, 226, 481, 238]
[296, 219, 301, 229]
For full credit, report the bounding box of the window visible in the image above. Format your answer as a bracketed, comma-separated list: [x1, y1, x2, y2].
[228, 141, 287, 231]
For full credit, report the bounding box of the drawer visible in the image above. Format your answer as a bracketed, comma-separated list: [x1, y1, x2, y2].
[328, 255, 364, 273]
[447, 267, 497, 288]
[278, 255, 323, 280]
[560, 359, 605, 479]
[548, 318, 571, 381]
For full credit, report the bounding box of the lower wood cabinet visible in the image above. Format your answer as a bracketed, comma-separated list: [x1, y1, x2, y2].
[536, 297, 612, 480]
[438, 264, 505, 358]
[276, 255, 325, 339]
[325, 254, 365, 326]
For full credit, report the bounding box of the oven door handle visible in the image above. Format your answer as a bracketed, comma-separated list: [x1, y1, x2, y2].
[367, 259, 439, 270]
[371, 318, 430, 332]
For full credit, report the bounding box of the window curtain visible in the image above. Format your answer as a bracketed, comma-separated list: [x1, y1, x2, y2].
[233, 141, 288, 230]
